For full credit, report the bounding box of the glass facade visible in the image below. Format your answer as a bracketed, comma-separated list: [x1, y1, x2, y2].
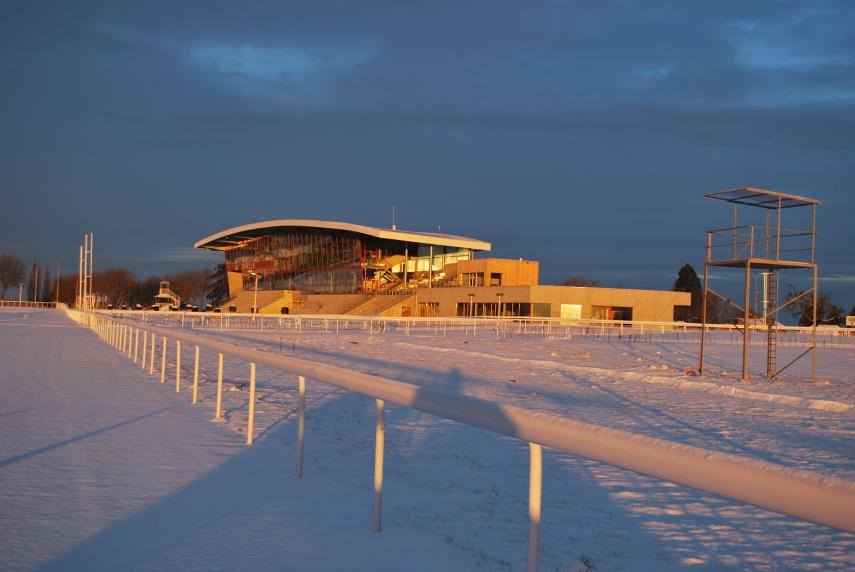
[223, 227, 472, 295]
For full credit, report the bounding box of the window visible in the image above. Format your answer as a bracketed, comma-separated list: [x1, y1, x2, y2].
[418, 302, 439, 317]
[463, 272, 484, 286]
[591, 305, 633, 321]
[560, 304, 582, 320]
[532, 303, 551, 317]
[490, 272, 502, 286]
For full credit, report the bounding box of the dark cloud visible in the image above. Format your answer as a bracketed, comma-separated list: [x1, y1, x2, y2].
[1, 1, 853, 307]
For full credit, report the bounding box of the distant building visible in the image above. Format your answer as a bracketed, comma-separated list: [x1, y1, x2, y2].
[153, 281, 181, 310]
[195, 219, 689, 318]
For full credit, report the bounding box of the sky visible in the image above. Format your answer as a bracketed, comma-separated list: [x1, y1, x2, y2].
[1, 1, 853, 309]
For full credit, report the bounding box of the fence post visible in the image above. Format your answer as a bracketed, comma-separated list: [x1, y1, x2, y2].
[372, 398, 385, 533]
[160, 336, 167, 383]
[127, 326, 132, 358]
[247, 363, 256, 445]
[134, 328, 139, 363]
[527, 443, 542, 572]
[215, 353, 224, 419]
[297, 375, 306, 478]
[192, 345, 200, 404]
[149, 334, 155, 374]
[175, 340, 181, 392]
[141, 331, 147, 369]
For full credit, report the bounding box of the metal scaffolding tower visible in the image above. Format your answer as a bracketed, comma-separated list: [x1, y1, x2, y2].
[698, 188, 821, 382]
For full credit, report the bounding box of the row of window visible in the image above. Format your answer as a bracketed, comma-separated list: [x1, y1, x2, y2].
[224, 229, 474, 294]
[455, 302, 551, 317]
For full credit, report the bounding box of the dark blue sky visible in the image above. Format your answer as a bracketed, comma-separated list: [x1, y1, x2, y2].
[2, 1, 853, 308]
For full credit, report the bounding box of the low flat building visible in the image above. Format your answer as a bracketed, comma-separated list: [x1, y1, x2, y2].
[412, 285, 689, 322]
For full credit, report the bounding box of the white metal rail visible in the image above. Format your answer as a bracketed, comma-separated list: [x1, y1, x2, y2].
[101, 309, 855, 349]
[66, 309, 855, 571]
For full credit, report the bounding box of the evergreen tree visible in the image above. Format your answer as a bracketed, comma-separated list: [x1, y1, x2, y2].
[673, 264, 702, 293]
[207, 263, 229, 307]
[673, 264, 704, 322]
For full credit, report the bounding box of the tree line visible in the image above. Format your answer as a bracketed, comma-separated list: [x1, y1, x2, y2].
[0, 253, 228, 308]
[672, 263, 852, 326]
[561, 264, 852, 325]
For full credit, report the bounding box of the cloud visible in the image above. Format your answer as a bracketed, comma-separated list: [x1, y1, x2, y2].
[138, 248, 218, 265]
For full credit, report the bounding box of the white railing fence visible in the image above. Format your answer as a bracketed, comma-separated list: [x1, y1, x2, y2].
[99, 309, 855, 349]
[66, 309, 855, 572]
[0, 300, 60, 309]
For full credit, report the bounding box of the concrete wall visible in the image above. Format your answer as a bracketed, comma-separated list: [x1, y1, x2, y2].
[227, 271, 243, 296]
[530, 286, 690, 321]
[414, 285, 690, 321]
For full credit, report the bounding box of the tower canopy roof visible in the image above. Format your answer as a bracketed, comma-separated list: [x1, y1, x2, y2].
[705, 187, 821, 209]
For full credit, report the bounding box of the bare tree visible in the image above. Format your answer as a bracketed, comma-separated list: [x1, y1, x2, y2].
[0, 254, 25, 299]
[27, 262, 40, 301]
[57, 274, 79, 306]
[95, 268, 139, 308]
[167, 268, 211, 307]
[784, 285, 846, 326]
[40, 265, 52, 302]
[562, 275, 600, 287]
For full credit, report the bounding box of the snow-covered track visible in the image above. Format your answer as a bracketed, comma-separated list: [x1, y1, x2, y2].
[69, 310, 855, 540]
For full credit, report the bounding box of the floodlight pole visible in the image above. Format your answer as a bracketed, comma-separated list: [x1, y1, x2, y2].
[83, 234, 88, 309]
[88, 233, 94, 310]
[78, 245, 83, 309]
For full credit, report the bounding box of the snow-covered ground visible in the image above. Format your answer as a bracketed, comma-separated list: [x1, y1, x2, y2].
[2, 307, 853, 570]
[0, 309, 464, 572]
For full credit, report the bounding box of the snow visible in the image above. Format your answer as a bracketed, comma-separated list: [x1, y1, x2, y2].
[0, 309, 464, 572]
[2, 307, 854, 571]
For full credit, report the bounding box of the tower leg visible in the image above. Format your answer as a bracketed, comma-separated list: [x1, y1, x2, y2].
[699, 262, 709, 375]
[742, 263, 751, 382]
[812, 265, 818, 383]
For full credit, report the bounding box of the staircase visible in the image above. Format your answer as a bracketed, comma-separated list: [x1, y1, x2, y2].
[766, 271, 778, 379]
[346, 293, 415, 316]
[293, 294, 368, 315]
[222, 290, 286, 313]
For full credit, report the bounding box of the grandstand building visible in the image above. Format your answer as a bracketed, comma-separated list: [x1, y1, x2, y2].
[195, 219, 689, 319]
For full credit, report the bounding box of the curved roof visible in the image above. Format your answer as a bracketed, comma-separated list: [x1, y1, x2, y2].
[194, 219, 492, 251]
